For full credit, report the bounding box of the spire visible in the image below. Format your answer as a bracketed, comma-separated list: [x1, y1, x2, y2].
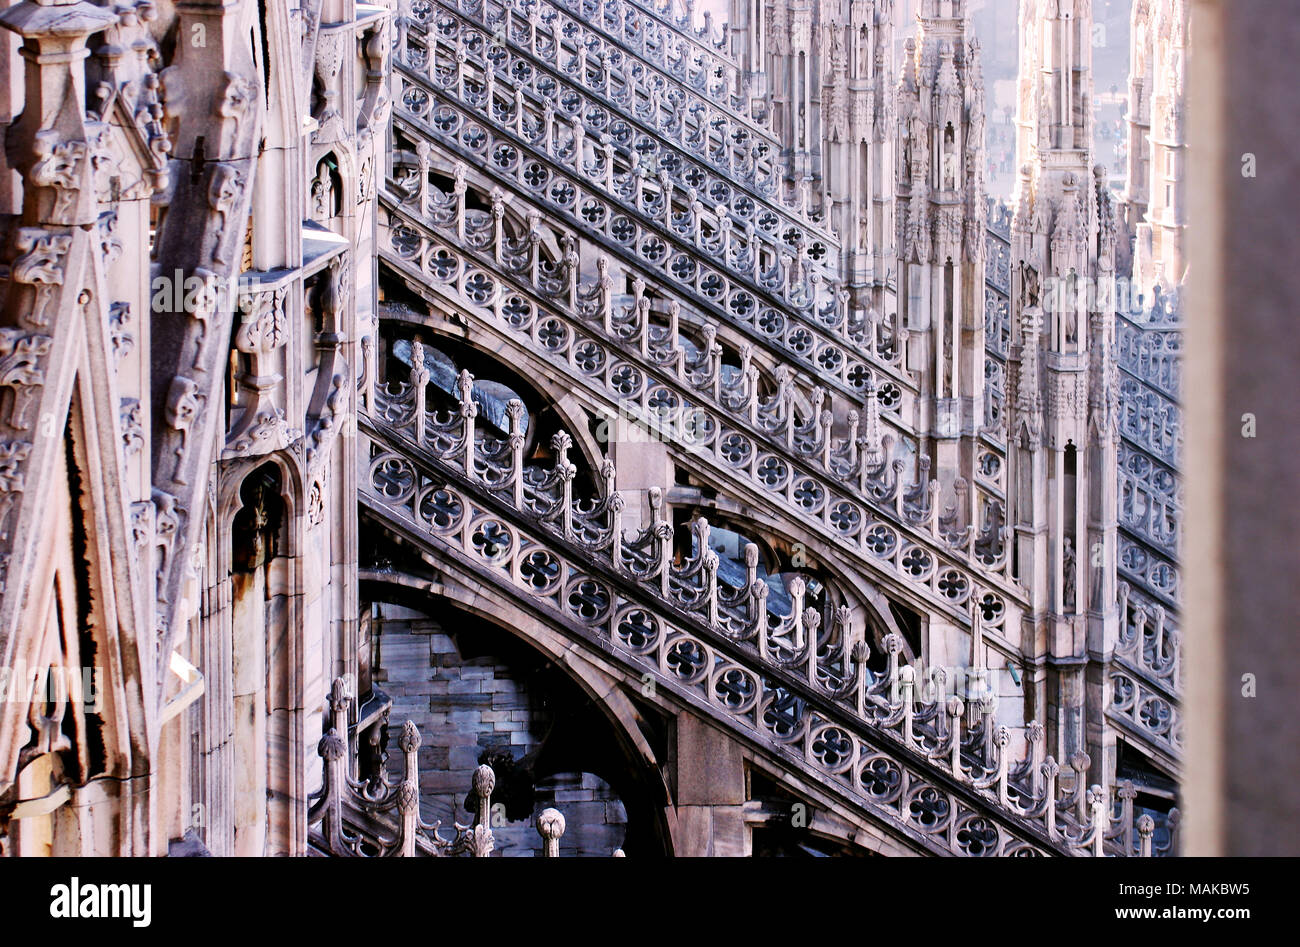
[900, 37, 918, 95]
[1016, 0, 1095, 173]
[935, 42, 959, 98]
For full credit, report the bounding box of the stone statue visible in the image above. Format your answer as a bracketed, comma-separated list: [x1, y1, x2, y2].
[1063, 537, 1077, 609]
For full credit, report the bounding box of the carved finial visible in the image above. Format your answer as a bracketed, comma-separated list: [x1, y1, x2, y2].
[1026, 720, 1045, 745]
[398, 719, 421, 752]
[803, 608, 821, 635]
[473, 763, 496, 799]
[457, 368, 476, 411]
[329, 676, 352, 712]
[537, 808, 566, 841]
[398, 780, 418, 813]
[318, 729, 346, 762]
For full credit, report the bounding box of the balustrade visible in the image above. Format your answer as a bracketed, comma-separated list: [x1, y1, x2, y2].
[1116, 582, 1183, 697]
[379, 190, 1021, 617]
[1116, 321, 1181, 401]
[390, 70, 879, 387]
[1118, 454, 1181, 557]
[358, 351, 1168, 856]
[408, 0, 783, 173]
[402, 3, 834, 266]
[1108, 578, 1182, 767]
[389, 84, 919, 435]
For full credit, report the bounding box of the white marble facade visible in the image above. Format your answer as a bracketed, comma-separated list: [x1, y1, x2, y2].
[0, 0, 1185, 857]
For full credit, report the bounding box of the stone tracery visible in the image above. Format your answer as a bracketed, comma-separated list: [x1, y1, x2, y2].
[0, 0, 1186, 857]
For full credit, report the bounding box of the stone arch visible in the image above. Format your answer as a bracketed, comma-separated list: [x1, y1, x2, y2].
[373, 290, 610, 488]
[659, 504, 915, 669]
[217, 448, 307, 558]
[309, 151, 345, 222]
[202, 448, 311, 855]
[356, 570, 676, 855]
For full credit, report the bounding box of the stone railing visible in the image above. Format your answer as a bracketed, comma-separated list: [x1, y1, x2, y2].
[378, 188, 1022, 618]
[982, 355, 1007, 446]
[378, 160, 901, 413]
[1111, 282, 1181, 767]
[980, 241, 1012, 470]
[1110, 582, 1182, 766]
[1117, 374, 1181, 467]
[1118, 530, 1180, 610]
[984, 285, 1011, 361]
[402, 1, 836, 261]
[595, 0, 742, 71]
[392, 42, 825, 295]
[357, 354, 1172, 856]
[985, 232, 1012, 295]
[391, 66, 872, 374]
[533, 0, 753, 126]
[1116, 317, 1181, 401]
[1120, 583, 1183, 687]
[308, 677, 570, 856]
[389, 78, 917, 411]
[1119, 443, 1180, 558]
[405, 0, 770, 184]
[409, 0, 781, 163]
[987, 199, 1013, 241]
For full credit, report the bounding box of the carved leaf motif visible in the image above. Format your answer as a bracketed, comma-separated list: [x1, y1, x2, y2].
[165, 377, 203, 433]
[0, 329, 53, 430]
[30, 131, 87, 219]
[0, 441, 32, 493]
[121, 399, 145, 456]
[0, 330, 52, 389]
[218, 73, 256, 135]
[236, 289, 288, 354]
[12, 229, 72, 286]
[98, 211, 124, 266]
[110, 302, 134, 361]
[468, 823, 494, 857]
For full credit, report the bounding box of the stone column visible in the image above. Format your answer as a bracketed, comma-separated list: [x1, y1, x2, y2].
[672, 714, 747, 856]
